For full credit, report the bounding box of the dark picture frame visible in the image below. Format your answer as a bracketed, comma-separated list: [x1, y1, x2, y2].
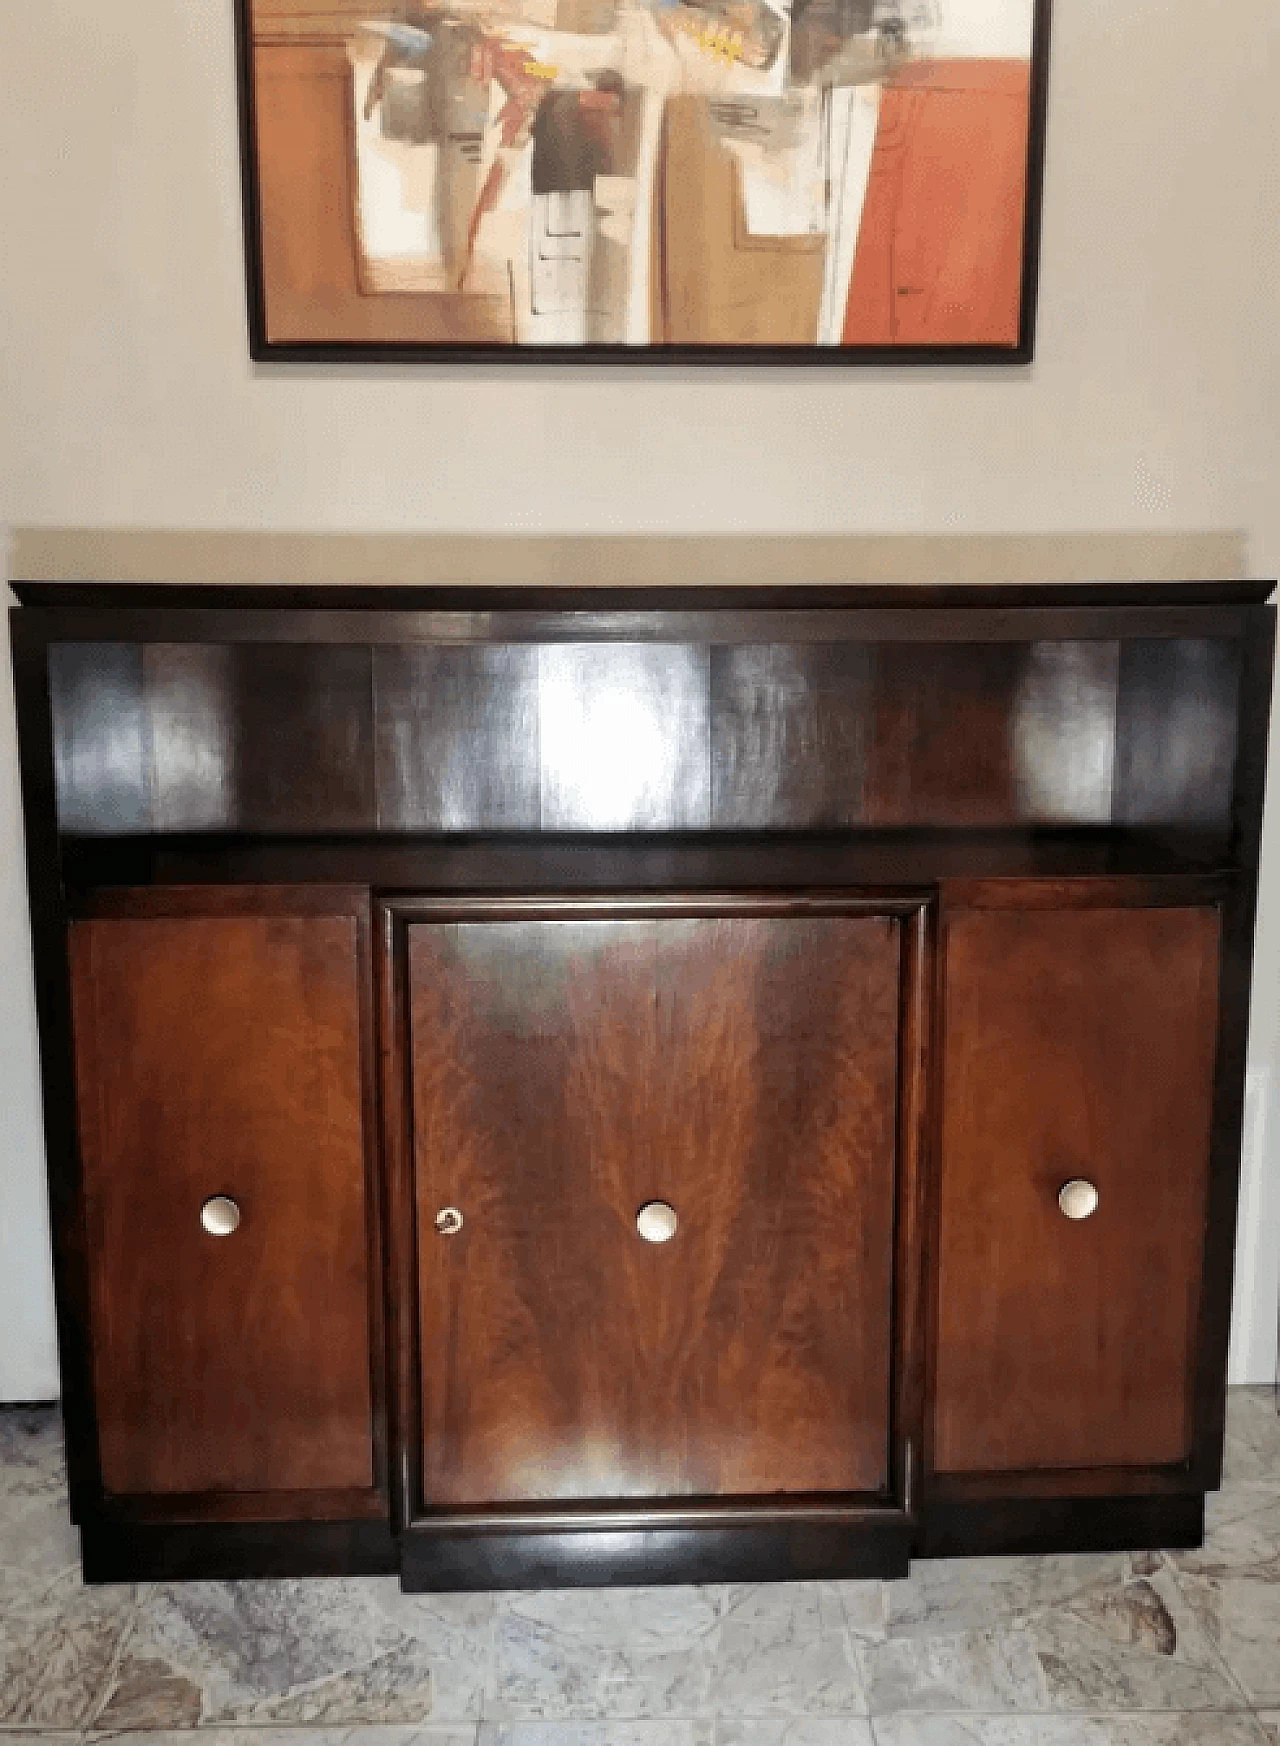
[235, 0, 1052, 363]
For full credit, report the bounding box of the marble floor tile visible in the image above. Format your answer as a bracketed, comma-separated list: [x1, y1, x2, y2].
[357, 1588, 496, 1723]
[0, 1485, 84, 1595]
[0, 1408, 65, 1501]
[488, 1584, 725, 1720]
[488, 1581, 870, 1724]
[0, 1466, 139, 1739]
[858, 1624, 1050, 1717]
[702, 1585, 869, 1719]
[1222, 1388, 1280, 1491]
[1173, 1490, 1280, 1580]
[93, 1730, 479, 1746]
[830, 1584, 887, 1645]
[1167, 1490, 1280, 1710]
[1205, 1484, 1280, 1536]
[716, 1721, 877, 1743]
[870, 1715, 1271, 1745]
[881, 1554, 1132, 1641]
[478, 1725, 713, 1746]
[92, 1579, 493, 1728]
[860, 1561, 1248, 1717]
[0, 1734, 81, 1743]
[1021, 1562, 1248, 1712]
[0, 1577, 138, 1730]
[0, 1411, 134, 1731]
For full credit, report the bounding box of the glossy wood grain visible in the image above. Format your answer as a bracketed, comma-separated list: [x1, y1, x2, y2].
[69, 896, 376, 1501]
[17, 581, 1273, 612]
[866, 642, 1023, 826]
[1007, 640, 1120, 822]
[22, 600, 1260, 651]
[48, 632, 1231, 838]
[374, 645, 539, 830]
[711, 640, 1123, 830]
[227, 643, 377, 831]
[408, 907, 902, 1505]
[537, 643, 711, 829]
[934, 901, 1223, 1475]
[146, 643, 376, 832]
[144, 644, 239, 831]
[710, 644, 874, 827]
[878, 638, 1118, 826]
[64, 827, 1236, 899]
[1115, 638, 1242, 834]
[49, 643, 151, 833]
[401, 1515, 910, 1588]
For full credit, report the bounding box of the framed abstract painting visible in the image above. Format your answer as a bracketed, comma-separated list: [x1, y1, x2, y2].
[235, 0, 1051, 361]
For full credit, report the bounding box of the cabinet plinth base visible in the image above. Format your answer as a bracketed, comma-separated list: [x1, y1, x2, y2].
[77, 1496, 1208, 1587]
[917, 1494, 1205, 1560]
[80, 1520, 399, 1584]
[399, 1519, 913, 1590]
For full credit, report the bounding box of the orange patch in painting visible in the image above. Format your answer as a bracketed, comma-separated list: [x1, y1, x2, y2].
[843, 58, 1031, 348]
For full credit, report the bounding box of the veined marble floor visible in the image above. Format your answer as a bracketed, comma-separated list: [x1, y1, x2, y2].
[2, 1391, 1278, 1746]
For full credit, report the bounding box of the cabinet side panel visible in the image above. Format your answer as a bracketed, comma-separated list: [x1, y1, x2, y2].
[72, 913, 375, 1497]
[935, 904, 1221, 1474]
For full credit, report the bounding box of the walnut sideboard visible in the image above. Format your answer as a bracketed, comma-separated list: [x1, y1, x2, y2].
[10, 580, 1276, 1590]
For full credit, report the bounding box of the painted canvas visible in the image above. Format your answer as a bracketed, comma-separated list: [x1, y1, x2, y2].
[238, 0, 1048, 358]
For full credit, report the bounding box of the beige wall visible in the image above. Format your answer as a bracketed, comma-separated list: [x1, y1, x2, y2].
[0, 0, 1277, 1390]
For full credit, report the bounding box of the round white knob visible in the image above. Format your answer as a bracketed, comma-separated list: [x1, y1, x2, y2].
[435, 1207, 464, 1236]
[637, 1201, 678, 1243]
[200, 1195, 241, 1237]
[1058, 1179, 1100, 1222]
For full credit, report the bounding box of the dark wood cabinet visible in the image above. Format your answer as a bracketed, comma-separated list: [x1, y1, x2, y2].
[9, 579, 1274, 1588]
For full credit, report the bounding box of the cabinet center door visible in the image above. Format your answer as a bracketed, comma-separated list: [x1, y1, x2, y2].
[408, 909, 903, 1508]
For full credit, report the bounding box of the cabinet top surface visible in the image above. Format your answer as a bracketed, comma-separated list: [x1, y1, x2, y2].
[11, 580, 1277, 616]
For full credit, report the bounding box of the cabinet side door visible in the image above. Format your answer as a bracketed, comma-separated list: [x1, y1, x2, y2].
[935, 902, 1222, 1476]
[70, 907, 376, 1503]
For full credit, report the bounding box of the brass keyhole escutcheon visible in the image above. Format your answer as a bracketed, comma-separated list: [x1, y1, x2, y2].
[435, 1207, 464, 1236]
[200, 1195, 241, 1237]
[637, 1201, 678, 1243]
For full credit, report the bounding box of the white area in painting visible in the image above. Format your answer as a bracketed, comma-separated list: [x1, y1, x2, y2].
[912, 0, 1033, 59]
[352, 61, 437, 262]
[736, 91, 826, 238]
[527, 189, 592, 344]
[360, 148, 437, 260]
[818, 83, 880, 344]
[741, 167, 822, 238]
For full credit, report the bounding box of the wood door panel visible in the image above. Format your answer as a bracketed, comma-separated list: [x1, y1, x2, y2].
[409, 912, 902, 1506]
[935, 904, 1222, 1475]
[71, 909, 375, 1499]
